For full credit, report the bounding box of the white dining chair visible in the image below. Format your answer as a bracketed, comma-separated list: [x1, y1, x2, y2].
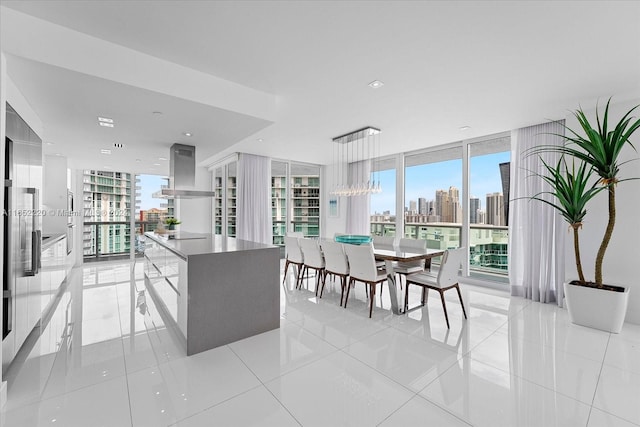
[319, 240, 349, 305]
[394, 237, 427, 288]
[372, 235, 396, 248]
[283, 236, 304, 288]
[404, 247, 467, 328]
[298, 238, 326, 295]
[343, 243, 387, 318]
[372, 235, 395, 268]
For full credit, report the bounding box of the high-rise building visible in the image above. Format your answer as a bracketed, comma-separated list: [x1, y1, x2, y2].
[270, 172, 320, 244]
[435, 190, 450, 222]
[409, 200, 417, 215]
[139, 207, 168, 232]
[486, 192, 505, 226]
[477, 209, 486, 224]
[83, 170, 135, 256]
[418, 197, 427, 215]
[470, 197, 480, 224]
[449, 186, 461, 223]
[499, 162, 511, 226]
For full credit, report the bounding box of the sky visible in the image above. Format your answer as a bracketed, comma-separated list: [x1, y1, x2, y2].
[137, 174, 167, 212]
[371, 151, 510, 215]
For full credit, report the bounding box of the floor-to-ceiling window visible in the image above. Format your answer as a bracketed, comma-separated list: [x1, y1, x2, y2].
[468, 134, 510, 281]
[290, 163, 320, 238]
[271, 161, 288, 245]
[404, 146, 463, 250]
[82, 170, 134, 261]
[212, 158, 320, 242]
[370, 157, 397, 236]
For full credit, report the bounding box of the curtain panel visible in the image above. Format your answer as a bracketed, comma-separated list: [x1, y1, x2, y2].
[346, 159, 371, 235]
[509, 121, 566, 305]
[236, 153, 273, 245]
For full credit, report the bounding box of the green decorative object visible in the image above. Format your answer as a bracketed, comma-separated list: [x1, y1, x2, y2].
[335, 235, 372, 245]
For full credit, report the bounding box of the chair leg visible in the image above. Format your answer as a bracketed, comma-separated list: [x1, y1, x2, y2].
[295, 264, 303, 289]
[439, 290, 450, 329]
[369, 283, 375, 318]
[421, 287, 428, 305]
[282, 260, 290, 285]
[319, 271, 327, 298]
[339, 276, 346, 307]
[455, 284, 467, 319]
[344, 278, 354, 308]
[298, 266, 307, 289]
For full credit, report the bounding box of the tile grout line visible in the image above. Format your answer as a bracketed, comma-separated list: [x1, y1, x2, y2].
[586, 332, 611, 427]
[115, 266, 135, 427]
[226, 345, 304, 427]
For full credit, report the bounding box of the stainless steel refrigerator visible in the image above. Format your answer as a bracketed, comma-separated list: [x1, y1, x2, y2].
[2, 102, 43, 373]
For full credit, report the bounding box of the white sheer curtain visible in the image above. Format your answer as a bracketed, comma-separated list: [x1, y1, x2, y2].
[236, 153, 273, 245]
[509, 121, 566, 305]
[346, 159, 371, 235]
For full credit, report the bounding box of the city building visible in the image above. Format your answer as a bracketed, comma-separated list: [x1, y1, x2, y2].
[418, 197, 427, 215]
[470, 197, 480, 224]
[82, 170, 135, 257]
[486, 192, 505, 226]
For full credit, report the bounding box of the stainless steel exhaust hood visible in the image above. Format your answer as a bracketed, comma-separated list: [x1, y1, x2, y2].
[153, 143, 215, 199]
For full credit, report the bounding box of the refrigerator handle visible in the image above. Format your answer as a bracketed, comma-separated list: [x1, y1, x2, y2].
[26, 187, 40, 276]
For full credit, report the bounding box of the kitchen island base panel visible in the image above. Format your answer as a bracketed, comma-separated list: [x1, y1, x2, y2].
[143, 232, 280, 357]
[186, 249, 280, 356]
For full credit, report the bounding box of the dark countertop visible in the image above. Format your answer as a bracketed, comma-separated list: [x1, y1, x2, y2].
[144, 232, 276, 259]
[42, 233, 65, 250]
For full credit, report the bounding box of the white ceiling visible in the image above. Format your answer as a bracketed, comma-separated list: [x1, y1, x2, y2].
[1, 1, 640, 174]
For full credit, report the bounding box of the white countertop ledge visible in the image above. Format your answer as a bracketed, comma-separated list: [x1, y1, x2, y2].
[144, 231, 276, 259]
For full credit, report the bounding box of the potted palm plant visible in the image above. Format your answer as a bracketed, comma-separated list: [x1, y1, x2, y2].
[531, 99, 640, 332]
[165, 217, 181, 230]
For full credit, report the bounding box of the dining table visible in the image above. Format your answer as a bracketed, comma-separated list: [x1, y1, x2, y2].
[373, 245, 445, 314]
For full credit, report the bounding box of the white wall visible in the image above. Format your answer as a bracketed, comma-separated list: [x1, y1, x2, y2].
[321, 164, 347, 238]
[176, 166, 212, 234]
[42, 155, 69, 235]
[563, 98, 640, 324]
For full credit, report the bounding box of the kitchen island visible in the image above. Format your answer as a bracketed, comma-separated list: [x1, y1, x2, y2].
[143, 231, 280, 356]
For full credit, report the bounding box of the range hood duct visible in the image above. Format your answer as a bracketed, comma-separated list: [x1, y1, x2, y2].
[153, 143, 215, 199]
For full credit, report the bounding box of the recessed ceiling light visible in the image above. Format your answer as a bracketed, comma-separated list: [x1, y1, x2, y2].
[101, 149, 112, 155]
[183, 132, 192, 137]
[97, 117, 114, 123]
[45, 142, 54, 145]
[99, 122, 114, 128]
[153, 163, 161, 166]
[103, 165, 112, 170]
[257, 138, 263, 142]
[459, 126, 471, 131]
[158, 157, 167, 161]
[368, 80, 384, 89]
[54, 153, 62, 156]
[113, 143, 124, 148]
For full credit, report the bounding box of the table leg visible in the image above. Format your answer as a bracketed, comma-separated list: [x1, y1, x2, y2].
[384, 259, 403, 314]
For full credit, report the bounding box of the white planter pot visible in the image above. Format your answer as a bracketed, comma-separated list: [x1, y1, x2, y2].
[564, 281, 630, 333]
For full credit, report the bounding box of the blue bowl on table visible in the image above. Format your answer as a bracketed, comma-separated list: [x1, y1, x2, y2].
[334, 235, 372, 245]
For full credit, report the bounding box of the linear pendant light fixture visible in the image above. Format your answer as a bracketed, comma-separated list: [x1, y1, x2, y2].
[330, 126, 382, 196]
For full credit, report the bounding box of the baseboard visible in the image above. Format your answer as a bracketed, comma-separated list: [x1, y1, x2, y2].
[1, 380, 7, 409]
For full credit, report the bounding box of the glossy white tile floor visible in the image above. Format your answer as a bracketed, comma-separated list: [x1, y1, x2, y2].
[2, 260, 640, 426]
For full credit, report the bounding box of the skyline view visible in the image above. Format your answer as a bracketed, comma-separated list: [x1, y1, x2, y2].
[371, 151, 510, 216]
